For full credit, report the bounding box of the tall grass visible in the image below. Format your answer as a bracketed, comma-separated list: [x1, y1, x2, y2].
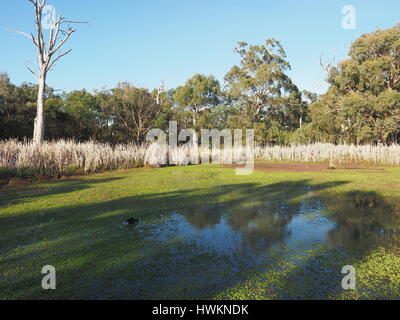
[255, 143, 400, 165]
[1, 140, 400, 177]
[0, 140, 146, 177]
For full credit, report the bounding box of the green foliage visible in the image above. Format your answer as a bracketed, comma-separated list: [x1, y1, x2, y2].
[0, 73, 36, 139]
[224, 40, 306, 144]
[107, 83, 163, 143]
[2, 25, 400, 145]
[173, 74, 221, 129]
[311, 24, 400, 144]
[64, 90, 100, 140]
[287, 123, 316, 144]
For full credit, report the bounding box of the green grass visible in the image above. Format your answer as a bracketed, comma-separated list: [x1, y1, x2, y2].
[0, 165, 400, 300]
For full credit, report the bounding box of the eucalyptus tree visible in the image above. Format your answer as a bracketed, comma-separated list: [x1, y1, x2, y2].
[311, 23, 400, 144]
[173, 74, 221, 128]
[0, 73, 37, 139]
[64, 90, 101, 141]
[224, 40, 302, 143]
[108, 83, 165, 144]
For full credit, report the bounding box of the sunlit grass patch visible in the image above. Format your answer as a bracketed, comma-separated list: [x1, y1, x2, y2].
[1, 165, 400, 299]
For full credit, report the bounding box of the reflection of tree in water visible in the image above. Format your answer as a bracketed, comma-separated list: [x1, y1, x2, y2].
[177, 184, 400, 255]
[326, 192, 400, 253]
[226, 198, 300, 251]
[180, 192, 305, 252]
[181, 204, 223, 230]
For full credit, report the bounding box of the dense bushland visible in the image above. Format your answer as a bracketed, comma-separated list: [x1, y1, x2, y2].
[1, 25, 400, 178]
[2, 24, 399, 146]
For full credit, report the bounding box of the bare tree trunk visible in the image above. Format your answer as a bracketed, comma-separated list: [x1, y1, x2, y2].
[10, 0, 85, 145]
[192, 113, 199, 146]
[33, 70, 46, 144]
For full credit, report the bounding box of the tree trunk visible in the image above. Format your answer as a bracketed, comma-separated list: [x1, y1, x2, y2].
[14, 0, 82, 144]
[192, 112, 199, 146]
[192, 112, 197, 127]
[33, 71, 46, 145]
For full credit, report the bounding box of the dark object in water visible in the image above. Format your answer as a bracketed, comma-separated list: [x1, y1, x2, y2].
[126, 218, 139, 225]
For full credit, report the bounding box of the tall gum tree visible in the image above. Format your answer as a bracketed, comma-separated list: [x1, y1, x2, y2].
[174, 74, 221, 128]
[224, 40, 302, 138]
[311, 24, 400, 144]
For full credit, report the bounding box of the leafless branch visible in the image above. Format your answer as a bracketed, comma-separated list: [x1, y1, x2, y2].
[320, 53, 336, 73]
[154, 81, 166, 105]
[25, 63, 38, 79]
[47, 49, 72, 70]
[11, 0, 86, 144]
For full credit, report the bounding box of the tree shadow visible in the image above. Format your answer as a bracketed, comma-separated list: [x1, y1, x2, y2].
[0, 177, 125, 208]
[221, 190, 400, 300]
[1, 177, 399, 300]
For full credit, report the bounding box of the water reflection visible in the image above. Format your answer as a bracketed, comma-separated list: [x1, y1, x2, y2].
[326, 192, 399, 253]
[147, 186, 400, 258]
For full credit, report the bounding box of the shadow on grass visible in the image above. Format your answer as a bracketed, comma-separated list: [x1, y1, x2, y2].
[0, 177, 124, 208]
[0, 177, 399, 300]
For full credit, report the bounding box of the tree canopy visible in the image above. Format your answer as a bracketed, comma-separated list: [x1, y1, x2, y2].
[310, 23, 400, 144]
[2, 24, 400, 145]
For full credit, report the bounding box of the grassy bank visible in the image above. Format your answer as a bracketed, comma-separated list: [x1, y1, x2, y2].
[1, 164, 399, 299]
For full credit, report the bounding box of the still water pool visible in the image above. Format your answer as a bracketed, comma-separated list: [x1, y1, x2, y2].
[133, 187, 399, 299]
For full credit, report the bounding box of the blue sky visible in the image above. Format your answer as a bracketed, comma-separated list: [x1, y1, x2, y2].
[0, 0, 399, 94]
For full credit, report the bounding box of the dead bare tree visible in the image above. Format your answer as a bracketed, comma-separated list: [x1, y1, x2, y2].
[154, 81, 166, 106]
[8, 0, 85, 145]
[319, 53, 336, 74]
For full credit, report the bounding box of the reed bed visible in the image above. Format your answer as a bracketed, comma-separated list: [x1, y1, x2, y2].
[0, 140, 146, 177]
[1, 140, 399, 177]
[255, 143, 400, 165]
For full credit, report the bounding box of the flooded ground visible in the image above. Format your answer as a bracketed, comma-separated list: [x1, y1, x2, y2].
[1, 169, 400, 299]
[132, 187, 399, 299]
[144, 191, 397, 256]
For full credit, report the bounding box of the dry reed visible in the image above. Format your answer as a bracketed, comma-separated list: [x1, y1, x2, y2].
[1, 140, 399, 177]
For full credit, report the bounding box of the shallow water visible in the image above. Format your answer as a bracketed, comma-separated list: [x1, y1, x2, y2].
[128, 189, 400, 298]
[143, 191, 398, 260]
